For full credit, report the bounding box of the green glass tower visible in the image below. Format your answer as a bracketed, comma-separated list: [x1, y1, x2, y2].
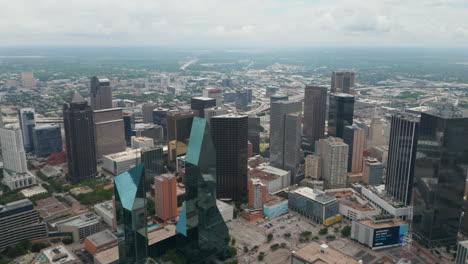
[175, 117, 230, 262]
[114, 164, 148, 264]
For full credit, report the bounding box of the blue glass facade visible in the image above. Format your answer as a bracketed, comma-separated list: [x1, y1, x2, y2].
[32, 125, 63, 157]
[264, 200, 288, 219]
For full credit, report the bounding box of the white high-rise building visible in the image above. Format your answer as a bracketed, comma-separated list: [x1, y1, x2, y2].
[160, 76, 170, 89]
[18, 108, 36, 152]
[203, 88, 223, 106]
[305, 155, 320, 180]
[318, 137, 349, 189]
[368, 117, 386, 149]
[204, 107, 228, 124]
[0, 125, 36, 190]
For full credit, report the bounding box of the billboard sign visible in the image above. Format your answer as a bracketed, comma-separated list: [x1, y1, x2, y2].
[372, 224, 408, 248]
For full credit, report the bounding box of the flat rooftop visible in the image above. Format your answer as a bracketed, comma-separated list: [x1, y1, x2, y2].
[21, 185, 48, 198]
[256, 164, 289, 176]
[293, 242, 358, 264]
[35, 196, 70, 218]
[329, 190, 375, 212]
[52, 212, 101, 228]
[265, 195, 287, 206]
[94, 245, 119, 264]
[85, 229, 117, 247]
[358, 218, 407, 229]
[103, 149, 141, 161]
[0, 199, 32, 214]
[291, 187, 336, 205]
[148, 224, 177, 245]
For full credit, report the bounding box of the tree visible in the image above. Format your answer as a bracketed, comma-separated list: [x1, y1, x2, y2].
[258, 252, 265, 261]
[243, 246, 249, 253]
[267, 233, 273, 243]
[231, 238, 236, 246]
[31, 243, 49, 252]
[341, 226, 351, 237]
[319, 228, 328, 235]
[228, 246, 237, 258]
[270, 243, 280, 251]
[284, 233, 291, 238]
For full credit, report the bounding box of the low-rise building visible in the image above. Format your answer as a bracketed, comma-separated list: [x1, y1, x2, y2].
[217, 200, 234, 222]
[326, 188, 380, 221]
[289, 187, 342, 226]
[94, 246, 119, 264]
[33, 243, 80, 264]
[248, 164, 290, 194]
[35, 196, 73, 221]
[2, 170, 36, 190]
[456, 240, 468, 264]
[84, 229, 117, 256]
[358, 184, 411, 220]
[94, 200, 115, 229]
[21, 185, 48, 198]
[51, 212, 102, 242]
[263, 195, 288, 219]
[291, 242, 358, 264]
[102, 149, 141, 175]
[351, 214, 409, 250]
[131, 136, 154, 150]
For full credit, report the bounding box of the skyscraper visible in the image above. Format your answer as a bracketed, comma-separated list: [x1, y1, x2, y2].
[176, 117, 229, 261]
[123, 112, 135, 145]
[141, 146, 166, 188]
[93, 108, 126, 159]
[167, 110, 198, 169]
[204, 107, 228, 125]
[343, 125, 365, 173]
[269, 99, 302, 170]
[211, 114, 248, 201]
[154, 174, 178, 221]
[412, 112, 468, 248]
[328, 93, 355, 139]
[32, 124, 63, 157]
[142, 102, 157, 124]
[303, 86, 327, 149]
[203, 88, 223, 106]
[385, 113, 419, 206]
[305, 155, 321, 180]
[248, 116, 261, 155]
[368, 114, 386, 148]
[318, 137, 349, 189]
[114, 164, 148, 263]
[152, 108, 168, 139]
[249, 178, 267, 209]
[63, 91, 98, 184]
[331, 71, 355, 94]
[21, 72, 37, 89]
[236, 90, 249, 110]
[190, 97, 216, 118]
[90, 76, 112, 110]
[283, 112, 303, 183]
[362, 158, 383, 186]
[18, 108, 36, 152]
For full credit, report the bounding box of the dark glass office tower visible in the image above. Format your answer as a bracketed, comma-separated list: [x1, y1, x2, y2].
[303, 86, 327, 150]
[114, 164, 148, 264]
[331, 71, 355, 94]
[63, 92, 97, 184]
[412, 112, 468, 248]
[123, 112, 135, 146]
[153, 108, 168, 139]
[18, 108, 36, 152]
[32, 124, 63, 157]
[167, 110, 198, 169]
[236, 90, 249, 110]
[328, 93, 355, 138]
[90, 76, 112, 110]
[385, 113, 419, 206]
[211, 114, 248, 201]
[190, 97, 216, 118]
[176, 117, 229, 262]
[248, 116, 260, 155]
[141, 147, 166, 187]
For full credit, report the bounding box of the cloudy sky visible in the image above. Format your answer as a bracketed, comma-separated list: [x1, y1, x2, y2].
[1, 0, 468, 47]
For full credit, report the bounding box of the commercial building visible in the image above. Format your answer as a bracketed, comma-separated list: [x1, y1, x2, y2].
[385, 113, 419, 206]
[368, 115, 387, 148]
[191, 96, 216, 118]
[292, 242, 358, 264]
[304, 155, 320, 180]
[142, 102, 157, 123]
[154, 174, 178, 221]
[114, 164, 149, 263]
[63, 91, 98, 184]
[412, 111, 468, 248]
[94, 200, 116, 229]
[34, 243, 80, 264]
[203, 88, 223, 106]
[85, 229, 117, 256]
[456, 240, 468, 264]
[343, 125, 365, 173]
[211, 114, 248, 201]
[328, 93, 354, 138]
[21, 71, 37, 88]
[90, 76, 112, 110]
[331, 71, 355, 94]
[359, 185, 411, 219]
[263, 195, 288, 219]
[102, 149, 141, 175]
[204, 107, 228, 124]
[0, 199, 48, 250]
[318, 137, 349, 189]
[152, 108, 168, 138]
[249, 164, 291, 194]
[235, 90, 249, 110]
[167, 110, 197, 169]
[283, 111, 302, 182]
[94, 246, 119, 264]
[351, 215, 409, 250]
[289, 187, 342, 226]
[123, 112, 135, 145]
[327, 189, 380, 221]
[269, 99, 302, 181]
[93, 108, 126, 159]
[141, 146, 165, 187]
[131, 136, 154, 150]
[32, 124, 63, 157]
[247, 116, 260, 155]
[303, 86, 327, 149]
[134, 123, 164, 141]
[249, 178, 267, 209]
[35, 196, 72, 222]
[363, 159, 384, 186]
[217, 200, 234, 222]
[52, 212, 102, 242]
[175, 117, 229, 262]
[18, 108, 36, 152]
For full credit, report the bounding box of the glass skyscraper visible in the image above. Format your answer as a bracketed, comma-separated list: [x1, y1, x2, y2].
[32, 124, 63, 157]
[114, 164, 148, 264]
[328, 93, 355, 139]
[176, 117, 230, 262]
[412, 111, 468, 248]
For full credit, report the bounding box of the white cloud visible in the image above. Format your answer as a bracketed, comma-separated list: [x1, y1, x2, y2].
[0, 0, 467, 46]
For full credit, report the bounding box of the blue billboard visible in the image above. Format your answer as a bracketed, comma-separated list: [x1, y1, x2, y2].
[372, 224, 408, 248]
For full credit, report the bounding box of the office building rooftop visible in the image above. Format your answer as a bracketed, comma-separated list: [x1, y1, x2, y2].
[51, 212, 102, 228]
[86, 229, 117, 247]
[292, 242, 358, 264]
[290, 187, 337, 205]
